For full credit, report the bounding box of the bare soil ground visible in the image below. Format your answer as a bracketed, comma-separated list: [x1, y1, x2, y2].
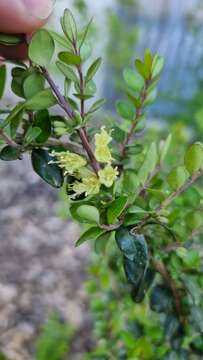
[0, 156, 91, 360]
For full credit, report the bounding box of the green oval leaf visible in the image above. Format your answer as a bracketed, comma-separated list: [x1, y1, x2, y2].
[31, 149, 63, 188]
[58, 52, 81, 66]
[167, 166, 189, 191]
[0, 145, 21, 161]
[107, 196, 128, 224]
[24, 89, 57, 111]
[76, 226, 104, 247]
[76, 205, 100, 224]
[116, 100, 135, 120]
[29, 29, 55, 67]
[85, 57, 102, 83]
[23, 72, 45, 99]
[123, 67, 144, 92]
[184, 143, 203, 175]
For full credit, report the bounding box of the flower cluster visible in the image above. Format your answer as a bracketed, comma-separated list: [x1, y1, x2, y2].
[50, 127, 118, 198]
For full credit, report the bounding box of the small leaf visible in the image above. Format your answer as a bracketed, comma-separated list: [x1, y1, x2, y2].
[1, 103, 24, 128]
[135, 59, 149, 80]
[191, 306, 203, 333]
[123, 67, 144, 92]
[151, 55, 165, 78]
[80, 41, 92, 62]
[75, 205, 100, 224]
[167, 166, 189, 190]
[33, 110, 51, 143]
[56, 61, 78, 83]
[76, 226, 104, 247]
[24, 126, 42, 144]
[0, 65, 6, 99]
[150, 285, 173, 313]
[131, 267, 155, 303]
[138, 142, 158, 186]
[88, 99, 106, 113]
[107, 196, 128, 224]
[184, 143, 203, 175]
[95, 232, 111, 254]
[24, 89, 57, 111]
[23, 72, 45, 99]
[143, 88, 157, 107]
[49, 30, 72, 49]
[85, 57, 102, 83]
[31, 149, 63, 188]
[116, 227, 148, 263]
[182, 250, 201, 269]
[61, 8, 77, 42]
[11, 67, 27, 98]
[58, 52, 81, 66]
[0, 145, 21, 161]
[160, 134, 172, 162]
[0, 33, 23, 45]
[116, 100, 135, 120]
[79, 18, 93, 49]
[29, 29, 55, 67]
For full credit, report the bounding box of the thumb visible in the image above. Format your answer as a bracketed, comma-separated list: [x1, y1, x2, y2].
[0, 0, 53, 34]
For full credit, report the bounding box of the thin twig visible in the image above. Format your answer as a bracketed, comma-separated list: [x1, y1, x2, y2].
[41, 67, 100, 174]
[152, 259, 185, 325]
[44, 137, 84, 155]
[120, 79, 150, 159]
[0, 128, 18, 147]
[136, 169, 203, 230]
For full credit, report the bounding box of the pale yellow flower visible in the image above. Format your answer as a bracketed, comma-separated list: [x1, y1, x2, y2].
[95, 145, 113, 163]
[95, 126, 112, 147]
[72, 173, 100, 197]
[51, 151, 87, 175]
[94, 127, 113, 163]
[98, 165, 119, 188]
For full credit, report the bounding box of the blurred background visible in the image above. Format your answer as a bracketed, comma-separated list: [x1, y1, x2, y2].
[0, 0, 203, 359]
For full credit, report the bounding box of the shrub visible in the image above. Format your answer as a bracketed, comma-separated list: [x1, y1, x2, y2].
[1, 8, 203, 359]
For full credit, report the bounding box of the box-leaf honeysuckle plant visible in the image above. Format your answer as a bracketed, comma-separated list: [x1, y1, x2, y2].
[1, 8, 203, 358]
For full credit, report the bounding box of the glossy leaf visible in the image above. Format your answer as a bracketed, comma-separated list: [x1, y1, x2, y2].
[24, 126, 42, 144]
[131, 267, 155, 303]
[76, 226, 104, 247]
[107, 196, 128, 224]
[116, 228, 149, 282]
[150, 285, 173, 313]
[0, 145, 21, 161]
[33, 110, 51, 143]
[31, 149, 63, 188]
